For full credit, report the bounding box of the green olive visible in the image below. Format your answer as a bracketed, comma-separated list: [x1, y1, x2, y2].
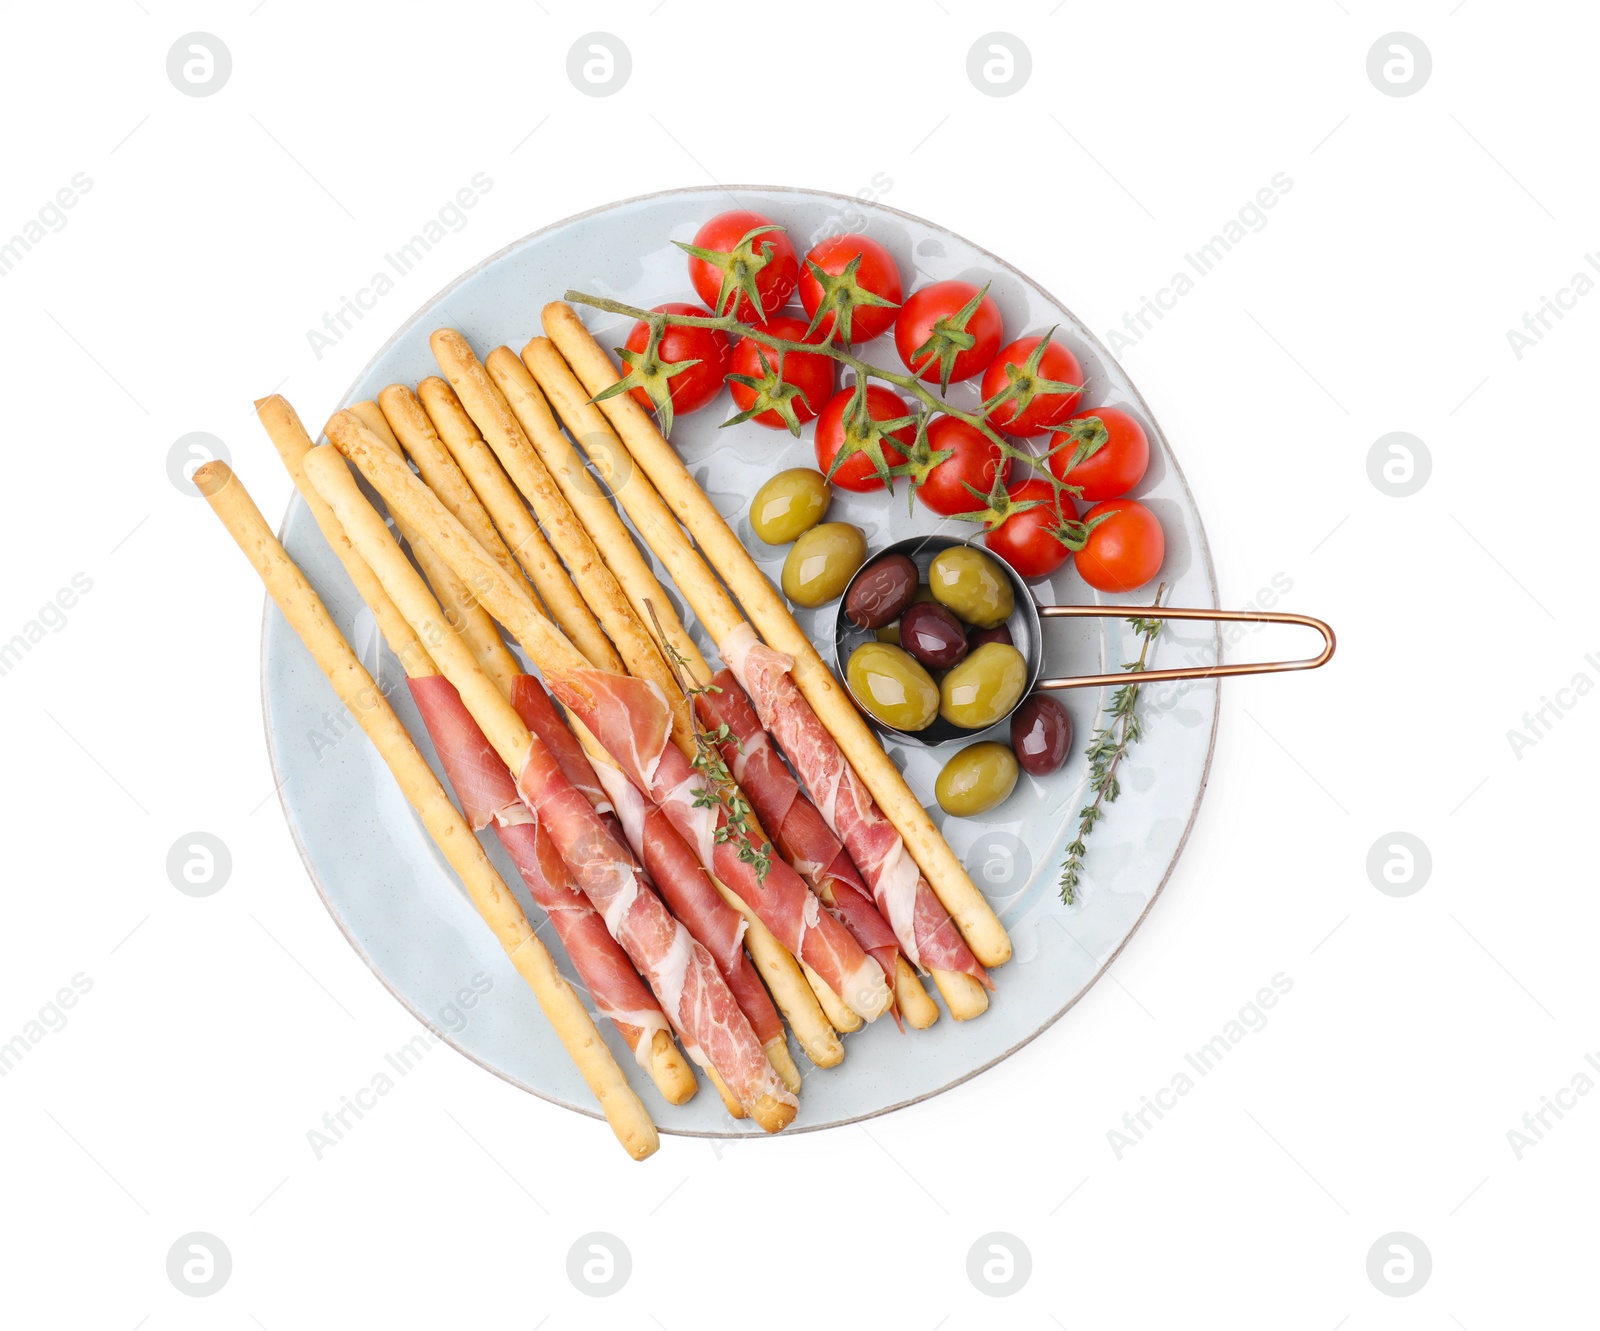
[846, 642, 939, 731]
[935, 742, 1020, 817]
[928, 546, 1015, 628]
[875, 621, 901, 646]
[750, 468, 831, 545]
[782, 522, 866, 608]
[939, 642, 1028, 729]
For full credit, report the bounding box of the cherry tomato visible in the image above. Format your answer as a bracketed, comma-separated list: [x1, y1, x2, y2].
[893, 280, 1003, 387]
[984, 478, 1073, 580]
[916, 416, 1010, 517]
[683, 210, 799, 322]
[814, 384, 915, 493]
[727, 317, 835, 430]
[980, 336, 1085, 437]
[1076, 498, 1165, 593]
[622, 303, 731, 419]
[798, 234, 903, 344]
[1048, 406, 1149, 501]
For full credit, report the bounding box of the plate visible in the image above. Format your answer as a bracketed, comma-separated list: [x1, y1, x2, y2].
[262, 185, 1221, 1136]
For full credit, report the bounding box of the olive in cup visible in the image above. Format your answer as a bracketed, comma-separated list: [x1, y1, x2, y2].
[845, 553, 918, 629]
[750, 467, 831, 544]
[928, 545, 1014, 629]
[846, 642, 940, 732]
[935, 741, 1020, 817]
[939, 641, 1028, 730]
[783, 522, 866, 608]
[899, 601, 968, 670]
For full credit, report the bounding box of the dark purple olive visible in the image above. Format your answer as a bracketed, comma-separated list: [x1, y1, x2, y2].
[968, 623, 1014, 650]
[845, 554, 918, 629]
[899, 600, 970, 670]
[1010, 694, 1071, 776]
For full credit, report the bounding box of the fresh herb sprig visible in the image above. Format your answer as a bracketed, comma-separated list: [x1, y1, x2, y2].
[1059, 585, 1167, 905]
[643, 601, 772, 883]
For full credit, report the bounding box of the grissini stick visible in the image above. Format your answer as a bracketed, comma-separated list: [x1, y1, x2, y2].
[254, 395, 431, 677]
[522, 338, 985, 1020]
[193, 459, 658, 1159]
[414, 376, 624, 676]
[432, 329, 692, 751]
[346, 400, 521, 700]
[542, 301, 1011, 971]
[337, 403, 695, 1106]
[482, 345, 841, 1069]
[301, 446, 795, 1132]
[326, 410, 889, 1024]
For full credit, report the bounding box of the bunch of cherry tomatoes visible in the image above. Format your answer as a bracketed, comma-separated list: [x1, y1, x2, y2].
[623, 209, 1165, 594]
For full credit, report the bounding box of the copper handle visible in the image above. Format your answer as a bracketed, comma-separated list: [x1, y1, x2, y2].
[1033, 605, 1336, 690]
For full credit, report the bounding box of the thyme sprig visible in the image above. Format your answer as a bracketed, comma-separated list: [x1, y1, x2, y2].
[643, 601, 772, 883]
[1059, 585, 1167, 905]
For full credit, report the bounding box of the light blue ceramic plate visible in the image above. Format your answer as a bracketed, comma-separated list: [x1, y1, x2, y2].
[262, 186, 1220, 1137]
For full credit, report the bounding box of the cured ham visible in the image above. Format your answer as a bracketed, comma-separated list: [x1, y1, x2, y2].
[510, 675, 785, 1052]
[723, 625, 990, 989]
[694, 670, 901, 994]
[407, 676, 669, 1065]
[548, 666, 893, 1022]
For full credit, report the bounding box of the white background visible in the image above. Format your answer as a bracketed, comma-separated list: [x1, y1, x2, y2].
[2, 1, 1595, 1325]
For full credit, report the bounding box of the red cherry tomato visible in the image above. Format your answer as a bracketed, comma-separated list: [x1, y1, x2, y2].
[1048, 406, 1149, 501]
[984, 478, 1074, 580]
[893, 280, 1003, 386]
[814, 384, 915, 492]
[980, 336, 1085, 437]
[797, 234, 903, 344]
[1076, 498, 1165, 593]
[683, 210, 799, 322]
[915, 416, 1010, 517]
[727, 317, 835, 430]
[622, 303, 731, 418]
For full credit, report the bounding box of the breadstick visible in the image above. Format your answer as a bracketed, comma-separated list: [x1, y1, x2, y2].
[432, 330, 691, 751]
[194, 460, 657, 1159]
[490, 345, 708, 688]
[302, 445, 794, 1134]
[347, 400, 521, 700]
[253, 395, 432, 677]
[542, 301, 1011, 970]
[522, 338, 964, 1017]
[801, 963, 863, 1035]
[896, 955, 940, 1031]
[414, 376, 624, 675]
[343, 404, 695, 1103]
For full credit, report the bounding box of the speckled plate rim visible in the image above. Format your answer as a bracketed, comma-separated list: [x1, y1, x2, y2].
[259, 183, 1222, 1136]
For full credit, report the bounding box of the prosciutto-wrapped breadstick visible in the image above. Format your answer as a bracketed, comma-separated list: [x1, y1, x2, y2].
[301, 445, 795, 1132]
[541, 301, 1011, 972]
[324, 411, 890, 1025]
[520, 337, 987, 1020]
[409, 673, 695, 1104]
[484, 343, 845, 1063]
[193, 460, 659, 1158]
[512, 675, 802, 1093]
[697, 671, 941, 1031]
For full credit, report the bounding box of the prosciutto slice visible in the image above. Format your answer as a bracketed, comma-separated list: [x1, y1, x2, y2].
[407, 676, 668, 1065]
[511, 676, 784, 1051]
[695, 670, 901, 995]
[722, 624, 990, 989]
[548, 666, 891, 1022]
